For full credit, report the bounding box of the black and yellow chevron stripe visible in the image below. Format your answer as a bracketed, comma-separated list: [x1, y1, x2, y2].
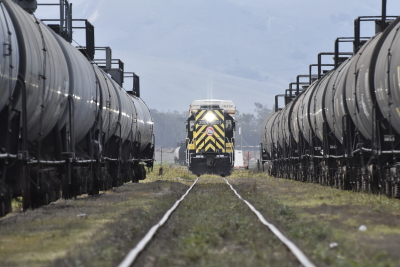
[193, 109, 225, 153]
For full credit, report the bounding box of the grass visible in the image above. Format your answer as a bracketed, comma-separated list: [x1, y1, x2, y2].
[229, 175, 400, 267]
[147, 165, 400, 266]
[3, 165, 400, 266]
[0, 178, 187, 267]
[133, 179, 299, 267]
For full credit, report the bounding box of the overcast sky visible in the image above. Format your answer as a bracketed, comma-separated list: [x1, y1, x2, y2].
[35, 0, 400, 113]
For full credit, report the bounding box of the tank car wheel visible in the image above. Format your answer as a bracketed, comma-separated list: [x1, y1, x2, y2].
[78, 186, 83, 196]
[332, 173, 340, 188]
[385, 181, 392, 197]
[88, 175, 99, 196]
[335, 173, 340, 189]
[361, 177, 369, 192]
[139, 165, 146, 180]
[43, 193, 49, 206]
[0, 202, 5, 217]
[355, 179, 362, 192]
[298, 169, 303, 181]
[132, 168, 139, 183]
[319, 174, 325, 186]
[4, 185, 12, 214]
[135, 165, 146, 181]
[48, 189, 56, 203]
[0, 187, 5, 217]
[342, 171, 349, 190]
[393, 183, 400, 198]
[340, 173, 346, 189]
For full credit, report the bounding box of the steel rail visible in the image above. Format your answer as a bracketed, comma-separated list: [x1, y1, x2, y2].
[118, 178, 199, 267]
[223, 178, 316, 267]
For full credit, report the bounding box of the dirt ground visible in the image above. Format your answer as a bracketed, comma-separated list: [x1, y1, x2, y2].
[1, 167, 400, 266]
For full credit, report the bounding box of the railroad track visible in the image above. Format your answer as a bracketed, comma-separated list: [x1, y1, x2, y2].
[119, 177, 315, 267]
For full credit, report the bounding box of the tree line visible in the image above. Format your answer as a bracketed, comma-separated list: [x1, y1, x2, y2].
[150, 103, 272, 148]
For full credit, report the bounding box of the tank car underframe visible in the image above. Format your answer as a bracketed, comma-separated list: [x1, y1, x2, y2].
[0, 85, 153, 217]
[266, 104, 400, 198]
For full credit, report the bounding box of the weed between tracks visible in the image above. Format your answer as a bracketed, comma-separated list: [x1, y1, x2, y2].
[133, 178, 299, 267]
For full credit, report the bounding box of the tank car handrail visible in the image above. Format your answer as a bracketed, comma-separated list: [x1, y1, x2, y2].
[328, 155, 344, 159]
[351, 148, 400, 155]
[317, 52, 352, 79]
[27, 159, 100, 165]
[302, 154, 324, 159]
[0, 154, 18, 159]
[74, 159, 96, 163]
[103, 157, 119, 162]
[28, 160, 67, 165]
[382, 151, 400, 154]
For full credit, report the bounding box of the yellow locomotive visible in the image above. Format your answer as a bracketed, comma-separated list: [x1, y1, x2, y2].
[186, 100, 236, 176]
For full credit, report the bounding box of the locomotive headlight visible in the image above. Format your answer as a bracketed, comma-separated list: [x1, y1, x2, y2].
[205, 112, 216, 122]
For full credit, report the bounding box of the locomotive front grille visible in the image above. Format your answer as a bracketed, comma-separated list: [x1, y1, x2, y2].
[193, 109, 226, 153]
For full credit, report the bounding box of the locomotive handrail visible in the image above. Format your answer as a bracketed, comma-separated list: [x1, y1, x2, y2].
[225, 137, 235, 166]
[186, 138, 195, 165]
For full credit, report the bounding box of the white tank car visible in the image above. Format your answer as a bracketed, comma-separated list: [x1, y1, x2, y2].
[174, 147, 180, 163]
